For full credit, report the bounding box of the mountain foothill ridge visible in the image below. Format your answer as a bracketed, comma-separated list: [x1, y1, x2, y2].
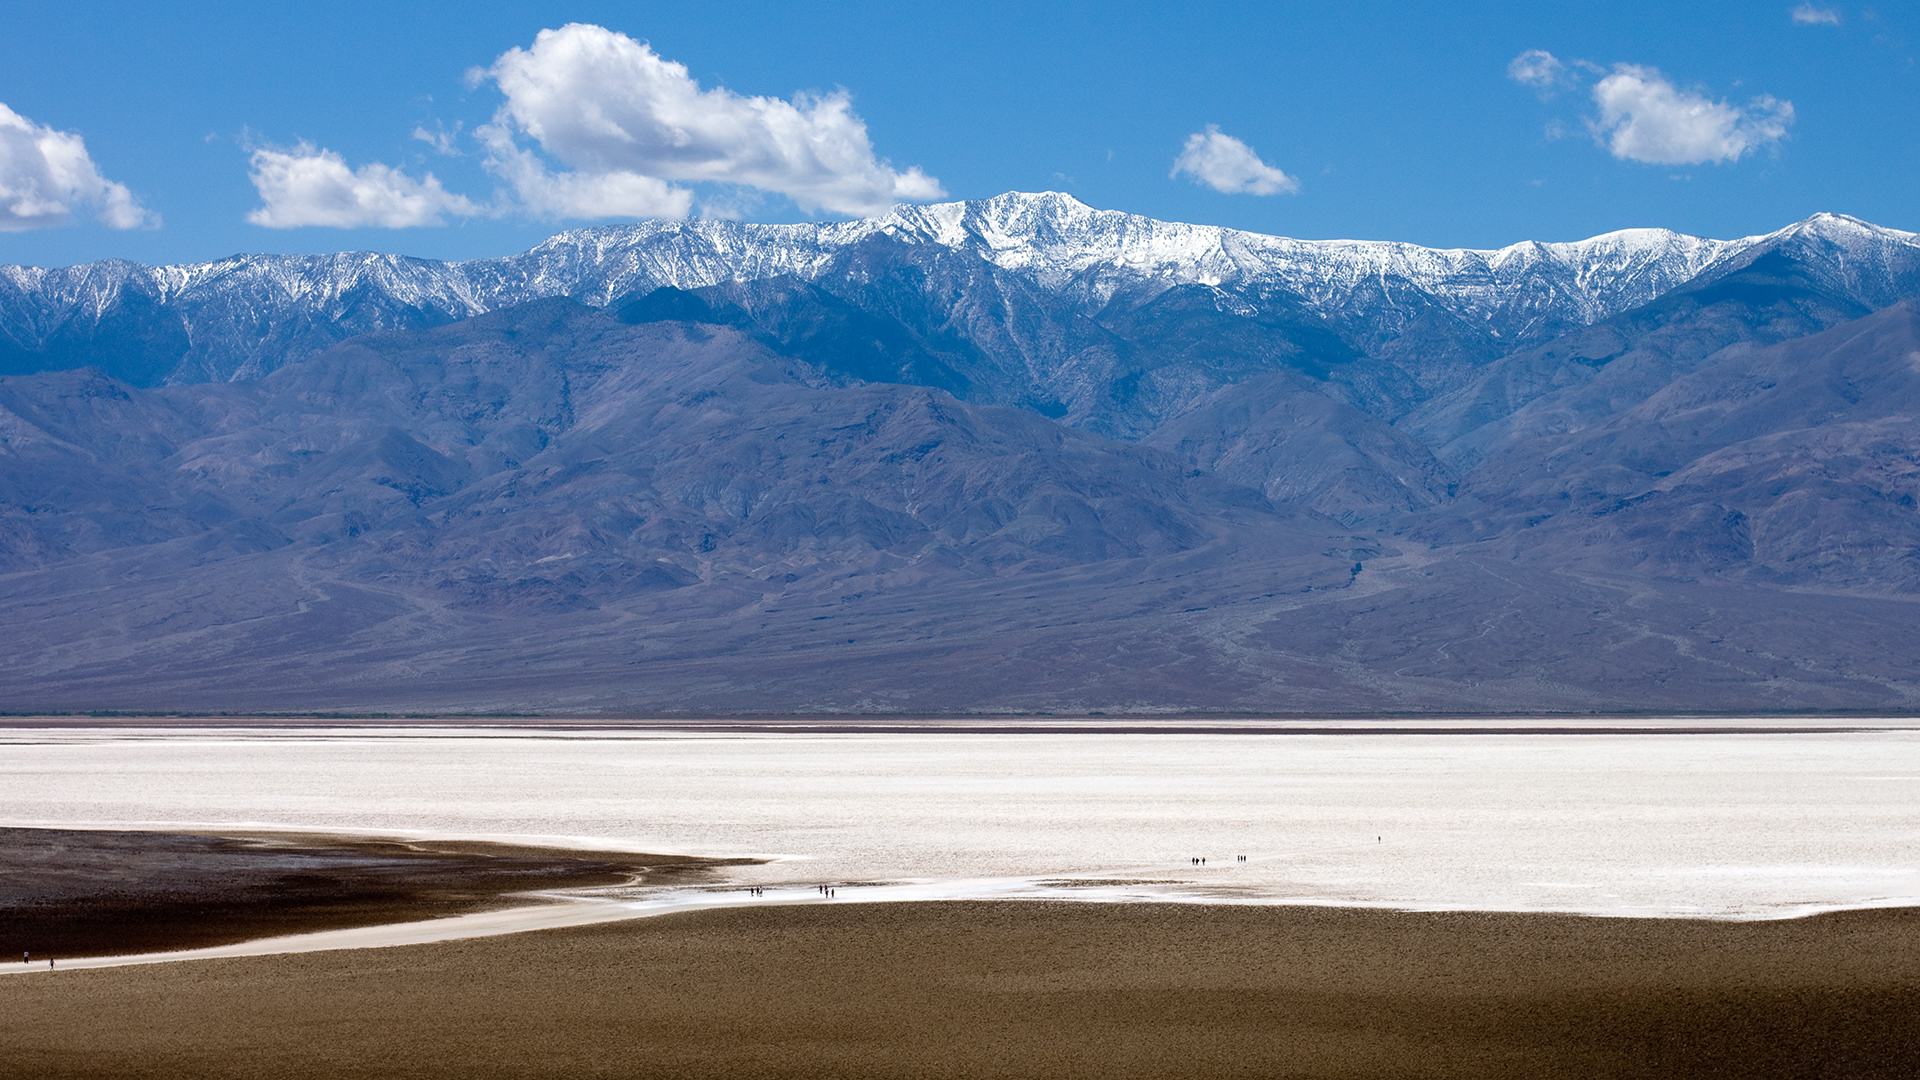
[1, 192, 1918, 714]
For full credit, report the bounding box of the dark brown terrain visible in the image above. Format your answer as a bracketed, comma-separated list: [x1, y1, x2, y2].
[2, 900, 1915, 1080]
[0, 828, 742, 958]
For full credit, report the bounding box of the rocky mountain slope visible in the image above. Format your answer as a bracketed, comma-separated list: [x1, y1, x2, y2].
[2, 195, 1918, 713]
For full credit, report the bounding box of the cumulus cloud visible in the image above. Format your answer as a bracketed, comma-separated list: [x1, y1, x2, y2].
[0, 102, 156, 231]
[473, 124, 690, 220]
[476, 23, 942, 219]
[245, 144, 486, 228]
[1590, 65, 1794, 165]
[1170, 125, 1299, 196]
[1791, 4, 1841, 24]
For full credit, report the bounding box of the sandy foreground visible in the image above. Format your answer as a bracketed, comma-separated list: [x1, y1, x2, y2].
[0, 899, 1913, 1079]
[3, 826, 1918, 1078]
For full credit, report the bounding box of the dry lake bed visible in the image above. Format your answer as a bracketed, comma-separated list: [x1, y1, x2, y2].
[2, 716, 1917, 1078]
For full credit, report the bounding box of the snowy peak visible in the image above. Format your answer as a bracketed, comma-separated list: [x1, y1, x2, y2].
[1775, 211, 1917, 246]
[1676, 211, 1920, 311]
[876, 194, 1747, 331]
[2, 195, 1917, 386]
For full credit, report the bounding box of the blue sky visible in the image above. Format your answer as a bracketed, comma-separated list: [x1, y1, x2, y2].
[2, 1, 1914, 267]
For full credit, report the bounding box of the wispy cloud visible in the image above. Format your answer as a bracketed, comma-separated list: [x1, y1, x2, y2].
[1507, 50, 1609, 100]
[1791, 4, 1841, 25]
[1170, 125, 1299, 196]
[1590, 65, 1793, 165]
[0, 102, 156, 231]
[245, 143, 485, 228]
[411, 122, 464, 157]
[476, 23, 943, 220]
[1507, 49, 1572, 97]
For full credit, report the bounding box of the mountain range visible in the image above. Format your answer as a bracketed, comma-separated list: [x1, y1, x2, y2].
[2, 192, 1918, 714]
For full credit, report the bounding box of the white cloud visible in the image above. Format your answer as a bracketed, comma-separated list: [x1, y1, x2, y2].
[1170, 125, 1299, 196]
[1589, 65, 1793, 165]
[1507, 49, 1569, 94]
[473, 124, 690, 220]
[1791, 4, 1841, 24]
[477, 23, 942, 219]
[245, 143, 486, 228]
[411, 122, 464, 156]
[0, 102, 156, 231]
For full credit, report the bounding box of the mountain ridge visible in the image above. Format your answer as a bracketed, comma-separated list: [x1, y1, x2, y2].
[4, 195, 1913, 388]
[4, 197, 1920, 712]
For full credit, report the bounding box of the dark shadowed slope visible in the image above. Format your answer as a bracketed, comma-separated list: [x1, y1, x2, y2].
[6, 293, 1920, 712]
[0, 301, 1378, 712]
[1444, 302, 1920, 594]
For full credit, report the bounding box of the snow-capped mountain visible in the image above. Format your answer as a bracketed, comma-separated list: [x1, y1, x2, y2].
[4, 193, 1914, 387]
[6, 194, 1920, 713]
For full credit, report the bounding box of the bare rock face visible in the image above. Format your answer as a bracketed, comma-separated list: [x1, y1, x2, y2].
[2, 198, 1920, 714]
[1451, 302, 1920, 593]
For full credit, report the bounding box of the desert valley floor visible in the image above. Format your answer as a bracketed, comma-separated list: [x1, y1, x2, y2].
[2, 717, 1916, 1077]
